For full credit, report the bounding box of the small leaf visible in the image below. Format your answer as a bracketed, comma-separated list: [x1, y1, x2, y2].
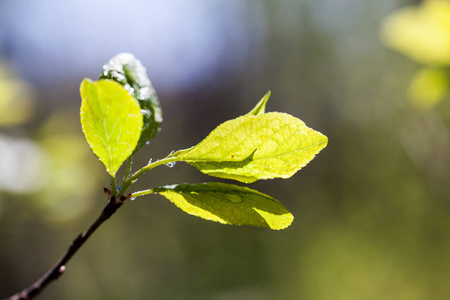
[153, 182, 293, 230]
[80, 79, 143, 176]
[177, 112, 328, 183]
[247, 91, 270, 116]
[100, 53, 162, 151]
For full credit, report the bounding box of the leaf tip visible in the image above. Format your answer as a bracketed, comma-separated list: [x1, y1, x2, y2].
[247, 91, 271, 116]
[253, 207, 294, 230]
[80, 78, 93, 98]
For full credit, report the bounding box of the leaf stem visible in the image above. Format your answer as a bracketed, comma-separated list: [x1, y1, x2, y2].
[110, 175, 117, 197]
[5, 194, 126, 300]
[119, 156, 179, 195]
[123, 157, 133, 181]
[130, 188, 155, 198]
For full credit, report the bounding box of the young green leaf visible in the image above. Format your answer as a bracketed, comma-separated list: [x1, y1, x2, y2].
[176, 112, 328, 183]
[80, 79, 143, 176]
[153, 182, 293, 230]
[100, 53, 162, 151]
[247, 91, 270, 116]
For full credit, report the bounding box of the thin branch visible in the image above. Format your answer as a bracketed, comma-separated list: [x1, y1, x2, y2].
[5, 190, 127, 300]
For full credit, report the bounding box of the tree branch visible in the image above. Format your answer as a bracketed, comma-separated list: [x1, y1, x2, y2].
[5, 191, 127, 300]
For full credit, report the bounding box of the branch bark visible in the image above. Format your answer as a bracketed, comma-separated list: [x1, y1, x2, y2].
[4, 192, 126, 300]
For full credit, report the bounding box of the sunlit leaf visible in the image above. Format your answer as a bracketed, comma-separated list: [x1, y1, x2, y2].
[80, 79, 143, 176]
[177, 112, 328, 183]
[100, 53, 162, 151]
[153, 182, 293, 230]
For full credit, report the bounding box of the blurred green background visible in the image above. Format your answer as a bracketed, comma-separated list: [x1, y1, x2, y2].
[1, 1, 450, 299]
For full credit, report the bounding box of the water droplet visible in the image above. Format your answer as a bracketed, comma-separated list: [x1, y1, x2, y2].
[130, 197, 136, 201]
[165, 162, 176, 168]
[138, 87, 150, 100]
[145, 141, 150, 145]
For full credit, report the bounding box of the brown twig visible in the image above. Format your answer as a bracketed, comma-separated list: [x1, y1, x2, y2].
[4, 191, 127, 300]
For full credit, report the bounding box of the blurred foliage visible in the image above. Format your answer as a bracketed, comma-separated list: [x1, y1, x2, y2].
[0, 62, 104, 222]
[381, 0, 450, 66]
[0, 110, 104, 223]
[407, 68, 448, 109]
[381, 0, 450, 109]
[33, 112, 103, 223]
[1, 1, 450, 299]
[0, 63, 33, 126]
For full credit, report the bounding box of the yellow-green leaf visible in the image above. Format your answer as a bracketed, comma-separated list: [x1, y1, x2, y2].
[100, 53, 162, 151]
[153, 182, 293, 230]
[80, 79, 143, 176]
[177, 112, 328, 183]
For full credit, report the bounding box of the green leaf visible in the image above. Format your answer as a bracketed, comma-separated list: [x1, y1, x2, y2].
[80, 79, 143, 176]
[177, 112, 328, 183]
[100, 53, 162, 151]
[153, 182, 293, 230]
[247, 91, 270, 116]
